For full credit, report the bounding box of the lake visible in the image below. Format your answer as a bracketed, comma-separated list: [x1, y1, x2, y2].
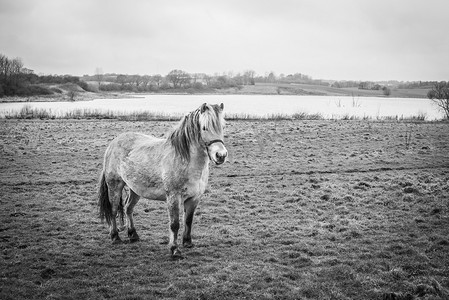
[0, 94, 443, 120]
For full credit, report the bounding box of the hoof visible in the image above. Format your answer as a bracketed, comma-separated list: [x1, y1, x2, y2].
[111, 237, 122, 245]
[128, 228, 140, 243]
[112, 239, 122, 245]
[171, 247, 183, 260]
[111, 232, 122, 244]
[129, 236, 140, 243]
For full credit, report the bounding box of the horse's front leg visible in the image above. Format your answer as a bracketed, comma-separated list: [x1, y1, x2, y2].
[167, 194, 182, 259]
[183, 197, 199, 248]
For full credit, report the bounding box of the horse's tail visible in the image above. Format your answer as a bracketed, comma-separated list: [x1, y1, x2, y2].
[98, 171, 112, 226]
[98, 170, 124, 226]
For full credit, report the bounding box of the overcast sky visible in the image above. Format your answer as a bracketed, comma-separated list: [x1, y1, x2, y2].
[1, 0, 448, 81]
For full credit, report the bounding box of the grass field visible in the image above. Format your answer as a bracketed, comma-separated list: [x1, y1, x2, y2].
[1, 119, 448, 299]
[215, 83, 429, 98]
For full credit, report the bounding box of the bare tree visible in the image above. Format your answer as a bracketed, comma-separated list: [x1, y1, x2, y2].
[191, 73, 201, 84]
[167, 70, 190, 88]
[0, 54, 7, 73]
[243, 70, 256, 85]
[152, 74, 162, 88]
[10, 58, 23, 75]
[68, 89, 77, 101]
[0, 54, 10, 81]
[0, 55, 23, 81]
[203, 74, 212, 86]
[427, 81, 449, 119]
[116, 74, 127, 89]
[267, 71, 276, 83]
[131, 75, 142, 88]
[141, 75, 151, 88]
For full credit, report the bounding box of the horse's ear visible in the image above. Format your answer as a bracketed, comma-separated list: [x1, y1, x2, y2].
[220, 103, 224, 111]
[201, 103, 208, 113]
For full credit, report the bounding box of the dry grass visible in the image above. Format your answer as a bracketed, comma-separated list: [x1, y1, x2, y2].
[237, 83, 430, 98]
[1, 106, 434, 122]
[0, 119, 448, 299]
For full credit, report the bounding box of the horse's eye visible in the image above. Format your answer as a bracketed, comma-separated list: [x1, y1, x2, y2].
[202, 126, 207, 131]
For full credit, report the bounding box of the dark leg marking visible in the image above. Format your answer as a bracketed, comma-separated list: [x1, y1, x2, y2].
[183, 197, 197, 248]
[128, 228, 140, 243]
[183, 211, 194, 248]
[111, 231, 122, 244]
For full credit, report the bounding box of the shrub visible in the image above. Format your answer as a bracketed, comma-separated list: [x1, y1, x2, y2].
[50, 87, 63, 94]
[77, 81, 90, 91]
[22, 85, 53, 96]
[160, 82, 171, 90]
[16, 104, 52, 119]
[192, 82, 204, 90]
[99, 83, 121, 91]
[86, 83, 99, 92]
[68, 90, 77, 101]
[149, 85, 160, 92]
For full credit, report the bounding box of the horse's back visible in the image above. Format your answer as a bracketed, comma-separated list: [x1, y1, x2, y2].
[108, 132, 161, 150]
[103, 132, 164, 175]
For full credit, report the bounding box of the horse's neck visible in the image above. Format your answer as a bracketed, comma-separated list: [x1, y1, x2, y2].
[189, 143, 209, 167]
[166, 137, 209, 168]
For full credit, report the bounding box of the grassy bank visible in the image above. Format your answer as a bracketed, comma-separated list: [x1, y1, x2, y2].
[1, 105, 433, 121]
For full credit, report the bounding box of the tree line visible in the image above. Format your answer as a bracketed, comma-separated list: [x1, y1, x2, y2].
[84, 70, 334, 93]
[82, 69, 260, 93]
[0, 53, 88, 97]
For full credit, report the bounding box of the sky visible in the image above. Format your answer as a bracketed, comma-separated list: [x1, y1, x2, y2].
[1, 0, 448, 81]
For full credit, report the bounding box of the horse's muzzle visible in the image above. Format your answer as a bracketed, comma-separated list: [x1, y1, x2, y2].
[206, 139, 227, 165]
[215, 152, 227, 165]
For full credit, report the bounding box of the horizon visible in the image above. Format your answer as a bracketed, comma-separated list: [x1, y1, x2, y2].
[35, 69, 449, 84]
[1, 0, 448, 82]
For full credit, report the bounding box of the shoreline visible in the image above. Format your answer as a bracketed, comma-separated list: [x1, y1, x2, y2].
[0, 91, 429, 104]
[0, 92, 133, 103]
[0, 108, 439, 122]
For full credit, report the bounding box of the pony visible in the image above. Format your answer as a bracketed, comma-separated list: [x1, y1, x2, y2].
[98, 103, 227, 258]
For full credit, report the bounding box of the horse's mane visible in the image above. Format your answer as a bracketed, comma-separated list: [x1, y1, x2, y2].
[169, 104, 224, 161]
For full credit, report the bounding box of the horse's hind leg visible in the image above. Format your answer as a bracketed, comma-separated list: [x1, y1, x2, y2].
[183, 197, 199, 248]
[118, 187, 129, 232]
[125, 189, 140, 243]
[108, 180, 125, 244]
